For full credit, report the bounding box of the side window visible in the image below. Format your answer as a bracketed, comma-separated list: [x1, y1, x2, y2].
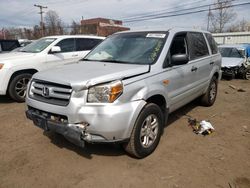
[205, 33, 218, 54]
[164, 33, 188, 67]
[76, 38, 102, 51]
[187, 32, 209, 60]
[55, 38, 75, 52]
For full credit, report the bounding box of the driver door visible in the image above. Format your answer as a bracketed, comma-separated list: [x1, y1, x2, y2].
[163, 32, 198, 112]
[46, 38, 78, 69]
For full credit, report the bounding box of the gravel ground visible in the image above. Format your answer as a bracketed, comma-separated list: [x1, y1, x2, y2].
[0, 79, 250, 188]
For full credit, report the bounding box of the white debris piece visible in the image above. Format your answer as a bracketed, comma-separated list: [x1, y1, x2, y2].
[198, 120, 215, 134]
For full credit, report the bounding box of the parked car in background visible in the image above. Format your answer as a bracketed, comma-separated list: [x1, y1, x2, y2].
[26, 28, 221, 158]
[18, 39, 33, 47]
[0, 39, 20, 53]
[218, 44, 250, 80]
[0, 35, 105, 102]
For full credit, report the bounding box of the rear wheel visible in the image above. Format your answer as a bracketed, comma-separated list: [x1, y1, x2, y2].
[244, 69, 250, 80]
[8, 73, 32, 102]
[123, 103, 163, 158]
[200, 76, 218, 106]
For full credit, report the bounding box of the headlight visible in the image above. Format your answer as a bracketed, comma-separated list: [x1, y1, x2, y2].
[87, 80, 123, 103]
[0, 63, 4, 70]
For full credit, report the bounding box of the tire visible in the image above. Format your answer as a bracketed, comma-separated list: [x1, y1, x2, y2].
[8, 73, 32, 102]
[244, 69, 250, 80]
[200, 76, 218, 107]
[123, 103, 163, 158]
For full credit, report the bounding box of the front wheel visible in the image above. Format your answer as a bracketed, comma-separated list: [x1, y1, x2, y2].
[8, 73, 32, 102]
[200, 76, 218, 107]
[123, 103, 163, 158]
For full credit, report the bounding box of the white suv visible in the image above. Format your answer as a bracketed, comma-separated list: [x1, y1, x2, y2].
[0, 35, 105, 102]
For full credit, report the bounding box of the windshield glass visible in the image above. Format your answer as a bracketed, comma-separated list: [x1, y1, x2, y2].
[219, 47, 244, 58]
[20, 38, 56, 53]
[84, 32, 167, 65]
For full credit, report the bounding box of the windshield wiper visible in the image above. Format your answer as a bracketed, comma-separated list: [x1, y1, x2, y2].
[98, 59, 130, 64]
[82, 58, 142, 65]
[81, 58, 96, 61]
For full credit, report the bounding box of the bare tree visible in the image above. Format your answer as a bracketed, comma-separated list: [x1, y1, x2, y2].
[70, 21, 81, 35]
[209, 0, 237, 33]
[33, 25, 43, 39]
[239, 19, 247, 31]
[227, 18, 250, 32]
[44, 10, 64, 36]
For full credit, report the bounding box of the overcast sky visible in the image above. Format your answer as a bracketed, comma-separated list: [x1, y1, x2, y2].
[0, 0, 250, 30]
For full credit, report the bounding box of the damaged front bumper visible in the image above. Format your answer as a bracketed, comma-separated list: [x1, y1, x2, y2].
[26, 108, 89, 148]
[221, 67, 237, 77]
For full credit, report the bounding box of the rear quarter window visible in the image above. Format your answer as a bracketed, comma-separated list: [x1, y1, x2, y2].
[187, 32, 209, 60]
[76, 38, 102, 51]
[205, 33, 218, 54]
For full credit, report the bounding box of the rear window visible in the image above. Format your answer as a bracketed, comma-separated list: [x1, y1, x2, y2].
[205, 33, 218, 54]
[188, 32, 209, 60]
[76, 38, 102, 51]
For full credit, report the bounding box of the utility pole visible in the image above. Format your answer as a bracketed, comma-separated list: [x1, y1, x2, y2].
[34, 4, 47, 37]
[207, 6, 211, 31]
[80, 16, 83, 34]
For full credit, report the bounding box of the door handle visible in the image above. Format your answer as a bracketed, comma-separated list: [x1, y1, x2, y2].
[191, 66, 198, 72]
[210, 62, 215, 65]
[72, 54, 78, 57]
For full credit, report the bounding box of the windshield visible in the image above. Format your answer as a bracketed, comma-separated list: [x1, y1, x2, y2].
[20, 38, 56, 53]
[219, 47, 244, 58]
[84, 32, 167, 65]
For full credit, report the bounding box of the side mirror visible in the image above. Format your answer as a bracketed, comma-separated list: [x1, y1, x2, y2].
[171, 54, 189, 65]
[50, 46, 61, 53]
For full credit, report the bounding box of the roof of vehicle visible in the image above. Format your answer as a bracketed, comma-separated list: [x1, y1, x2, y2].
[43, 35, 105, 40]
[116, 27, 211, 34]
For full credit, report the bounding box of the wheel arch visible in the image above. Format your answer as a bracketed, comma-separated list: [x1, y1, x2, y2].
[7, 69, 38, 90]
[9, 69, 38, 82]
[213, 71, 219, 80]
[146, 94, 167, 116]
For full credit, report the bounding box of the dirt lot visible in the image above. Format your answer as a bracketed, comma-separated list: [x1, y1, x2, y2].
[0, 80, 250, 188]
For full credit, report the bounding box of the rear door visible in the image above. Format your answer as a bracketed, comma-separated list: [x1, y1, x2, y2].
[75, 38, 102, 58]
[186, 32, 211, 89]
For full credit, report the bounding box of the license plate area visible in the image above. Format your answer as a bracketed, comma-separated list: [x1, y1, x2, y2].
[32, 113, 48, 130]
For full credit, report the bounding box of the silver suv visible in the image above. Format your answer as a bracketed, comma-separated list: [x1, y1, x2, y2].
[26, 28, 221, 158]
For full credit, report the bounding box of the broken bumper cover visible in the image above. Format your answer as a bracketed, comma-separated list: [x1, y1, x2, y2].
[221, 66, 239, 77]
[26, 108, 87, 148]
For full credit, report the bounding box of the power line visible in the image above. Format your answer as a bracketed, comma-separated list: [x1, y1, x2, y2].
[34, 4, 48, 36]
[119, 0, 210, 19]
[124, 1, 250, 23]
[124, 0, 239, 22]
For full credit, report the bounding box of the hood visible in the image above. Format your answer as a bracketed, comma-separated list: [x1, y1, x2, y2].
[33, 61, 150, 91]
[0, 52, 35, 62]
[221, 57, 244, 68]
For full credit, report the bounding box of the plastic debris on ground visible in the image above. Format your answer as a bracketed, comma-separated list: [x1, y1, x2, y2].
[188, 118, 215, 136]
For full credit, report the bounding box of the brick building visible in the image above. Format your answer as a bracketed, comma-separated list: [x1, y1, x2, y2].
[80, 18, 129, 37]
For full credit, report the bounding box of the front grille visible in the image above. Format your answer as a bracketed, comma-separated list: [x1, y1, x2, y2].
[29, 80, 72, 106]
